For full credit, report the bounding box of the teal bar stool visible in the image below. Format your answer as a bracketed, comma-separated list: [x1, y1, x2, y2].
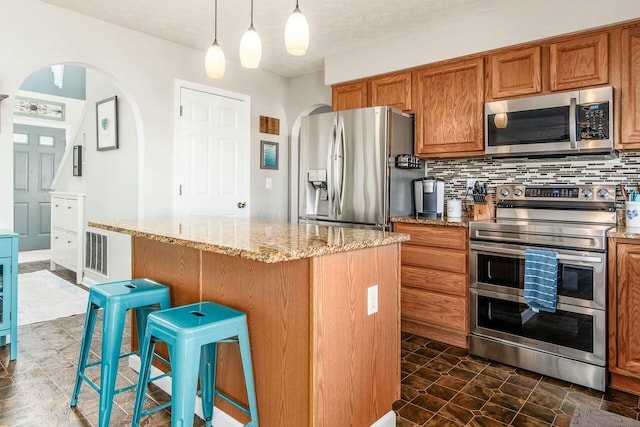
[69, 278, 171, 427]
[132, 301, 259, 427]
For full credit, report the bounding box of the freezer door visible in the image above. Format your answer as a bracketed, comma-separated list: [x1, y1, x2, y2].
[336, 107, 387, 225]
[299, 112, 338, 221]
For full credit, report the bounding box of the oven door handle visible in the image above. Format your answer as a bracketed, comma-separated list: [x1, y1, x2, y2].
[470, 243, 602, 264]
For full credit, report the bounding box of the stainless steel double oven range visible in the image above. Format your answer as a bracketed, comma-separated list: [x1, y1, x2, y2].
[469, 184, 616, 391]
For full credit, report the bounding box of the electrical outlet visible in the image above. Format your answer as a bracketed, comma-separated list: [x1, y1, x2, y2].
[367, 285, 378, 315]
[466, 179, 477, 194]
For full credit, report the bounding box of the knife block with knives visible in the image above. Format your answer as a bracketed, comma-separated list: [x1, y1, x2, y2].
[471, 181, 494, 220]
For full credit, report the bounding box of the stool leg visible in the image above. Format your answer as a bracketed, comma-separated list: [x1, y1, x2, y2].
[70, 302, 99, 406]
[134, 305, 153, 350]
[238, 324, 259, 427]
[97, 303, 126, 427]
[132, 331, 156, 427]
[171, 342, 200, 427]
[199, 343, 217, 427]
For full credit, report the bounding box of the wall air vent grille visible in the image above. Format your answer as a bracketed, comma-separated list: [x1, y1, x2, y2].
[85, 231, 108, 277]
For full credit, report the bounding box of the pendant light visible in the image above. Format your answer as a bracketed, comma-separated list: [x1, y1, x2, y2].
[205, 0, 225, 78]
[284, 0, 309, 56]
[239, 0, 262, 69]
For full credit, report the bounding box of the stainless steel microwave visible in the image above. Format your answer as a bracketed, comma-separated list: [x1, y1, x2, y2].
[485, 86, 613, 158]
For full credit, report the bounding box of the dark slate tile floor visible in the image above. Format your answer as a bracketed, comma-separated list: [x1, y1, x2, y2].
[397, 333, 640, 426]
[4, 261, 640, 426]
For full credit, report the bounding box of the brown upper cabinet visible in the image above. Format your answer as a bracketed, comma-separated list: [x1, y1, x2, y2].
[621, 23, 640, 148]
[332, 72, 412, 112]
[489, 46, 542, 99]
[331, 19, 640, 155]
[412, 57, 485, 158]
[487, 31, 609, 100]
[549, 32, 609, 91]
[369, 72, 412, 111]
[332, 80, 368, 111]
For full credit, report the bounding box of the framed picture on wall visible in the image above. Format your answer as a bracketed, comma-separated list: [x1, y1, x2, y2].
[96, 96, 118, 151]
[260, 140, 279, 170]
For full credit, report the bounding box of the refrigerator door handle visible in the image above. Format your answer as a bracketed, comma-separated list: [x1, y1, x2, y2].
[337, 116, 346, 215]
[327, 117, 338, 215]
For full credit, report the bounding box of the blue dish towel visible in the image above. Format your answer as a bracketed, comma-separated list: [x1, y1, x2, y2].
[524, 248, 558, 313]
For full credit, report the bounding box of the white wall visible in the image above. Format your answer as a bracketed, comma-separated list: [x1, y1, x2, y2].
[285, 71, 332, 221]
[0, 0, 293, 230]
[325, 0, 640, 84]
[54, 69, 139, 222]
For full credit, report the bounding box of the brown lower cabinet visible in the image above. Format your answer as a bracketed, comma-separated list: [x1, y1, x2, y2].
[395, 222, 469, 348]
[608, 238, 640, 395]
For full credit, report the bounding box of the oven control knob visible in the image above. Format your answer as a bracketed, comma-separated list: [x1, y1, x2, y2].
[500, 188, 510, 197]
[514, 188, 523, 197]
[598, 188, 610, 199]
[582, 188, 593, 199]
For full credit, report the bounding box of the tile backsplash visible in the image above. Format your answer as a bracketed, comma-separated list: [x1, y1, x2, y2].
[427, 151, 640, 210]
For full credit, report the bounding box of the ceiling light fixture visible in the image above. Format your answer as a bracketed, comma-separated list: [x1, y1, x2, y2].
[239, 0, 262, 69]
[284, 0, 309, 56]
[205, 0, 226, 78]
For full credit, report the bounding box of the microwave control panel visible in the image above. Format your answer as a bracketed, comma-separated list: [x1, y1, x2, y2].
[578, 102, 609, 140]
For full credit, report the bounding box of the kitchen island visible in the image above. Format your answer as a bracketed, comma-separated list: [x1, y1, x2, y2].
[89, 216, 408, 427]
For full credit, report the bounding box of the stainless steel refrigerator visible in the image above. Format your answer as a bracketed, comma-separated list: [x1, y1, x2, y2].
[298, 106, 424, 230]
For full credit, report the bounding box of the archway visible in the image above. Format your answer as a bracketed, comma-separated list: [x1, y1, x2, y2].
[12, 63, 141, 267]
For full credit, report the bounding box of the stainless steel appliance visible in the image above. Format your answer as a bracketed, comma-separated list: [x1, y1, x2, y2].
[485, 86, 614, 158]
[414, 177, 444, 218]
[469, 184, 616, 391]
[298, 106, 423, 230]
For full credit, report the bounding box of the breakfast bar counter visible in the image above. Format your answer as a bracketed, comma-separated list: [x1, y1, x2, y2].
[89, 216, 407, 427]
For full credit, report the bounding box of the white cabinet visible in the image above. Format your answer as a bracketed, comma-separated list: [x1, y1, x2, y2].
[50, 192, 85, 284]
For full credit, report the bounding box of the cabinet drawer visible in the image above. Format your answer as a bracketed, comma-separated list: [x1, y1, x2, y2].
[401, 244, 467, 273]
[402, 265, 467, 297]
[52, 229, 77, 268]
[401, 286, 467, 333]
[51, 197, 78, 232]
[395, 223, 467, 250]
[0, 238, 12, 258]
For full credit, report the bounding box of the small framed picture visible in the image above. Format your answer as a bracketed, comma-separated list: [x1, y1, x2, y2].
[96, 96, 118, 151]
[260, 140, 279, 170]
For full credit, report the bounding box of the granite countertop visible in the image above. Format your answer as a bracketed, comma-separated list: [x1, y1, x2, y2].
[607, 227, 640, 239]
[393, 216, 640, 240]
[88, 217, 409, 263]
[392, 216, 472, 227]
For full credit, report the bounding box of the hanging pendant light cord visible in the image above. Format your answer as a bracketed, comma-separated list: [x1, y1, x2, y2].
[250, 0, 255, 28]
[214, 0, 218, 42]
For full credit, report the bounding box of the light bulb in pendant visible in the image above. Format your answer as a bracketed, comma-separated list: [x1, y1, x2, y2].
[205, 40, 225, 78]
[205, 0, 225, 79]
[285, 2, 309, 56]
[240, 25, 262, 69]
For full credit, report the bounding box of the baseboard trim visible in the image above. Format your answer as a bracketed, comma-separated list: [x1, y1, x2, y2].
[371, 410, 396, 427]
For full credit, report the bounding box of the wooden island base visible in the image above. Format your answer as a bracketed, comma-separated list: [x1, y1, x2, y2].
[131, 236, 400, 427]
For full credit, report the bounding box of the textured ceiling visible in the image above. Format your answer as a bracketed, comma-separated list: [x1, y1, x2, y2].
[39, 0, 524, 78]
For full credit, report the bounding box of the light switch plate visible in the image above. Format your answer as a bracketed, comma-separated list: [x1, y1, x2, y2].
[466, 179, 477, 194]
[367, 285, 378, 315]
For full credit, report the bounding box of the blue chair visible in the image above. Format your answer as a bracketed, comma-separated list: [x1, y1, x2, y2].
[69, 278, 171, 426]
[132, 301, 259, 427]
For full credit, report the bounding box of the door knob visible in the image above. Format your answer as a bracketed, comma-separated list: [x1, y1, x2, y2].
[237, 202, 246, 208]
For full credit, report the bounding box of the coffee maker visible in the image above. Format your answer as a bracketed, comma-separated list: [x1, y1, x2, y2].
[414, 177, 445, 218]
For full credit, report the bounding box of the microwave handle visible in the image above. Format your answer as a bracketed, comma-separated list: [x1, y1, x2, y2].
[570, 97, 578, 149]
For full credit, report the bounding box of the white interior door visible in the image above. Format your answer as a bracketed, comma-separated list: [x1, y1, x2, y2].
[178, 86, 250, 217]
